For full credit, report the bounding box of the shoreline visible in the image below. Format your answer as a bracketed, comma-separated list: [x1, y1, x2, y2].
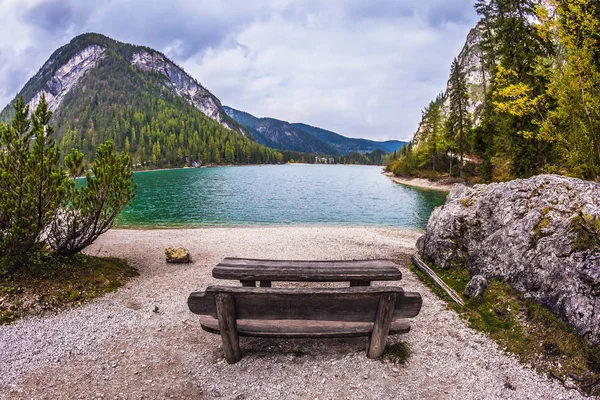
[384, 172, 454, 192]
[111, 222, 427, 233]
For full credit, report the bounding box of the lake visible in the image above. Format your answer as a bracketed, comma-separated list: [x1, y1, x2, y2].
[115, 164, 447, 229]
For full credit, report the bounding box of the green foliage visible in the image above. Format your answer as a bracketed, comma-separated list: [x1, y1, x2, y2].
[382, 342, 412, 365]
[0, 254, 138, 325]
[0, 97, 136, 273]
[570, 213, 600, 252]
[447, 58, 472, 178]
[339, 149, 389, 165]
[64, 147, 85, 179]
[277, 149, 391, 165]
[410, 260, 600, 395]
[0, 96, 68, 273]
[393, 0, 600, 182]
[48, 141, 136, 256]
[539, 0, 600, 179]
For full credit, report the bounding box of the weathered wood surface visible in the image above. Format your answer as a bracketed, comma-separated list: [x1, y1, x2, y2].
[367, 293, 396, 358]
[199, 317, 411, 338]
[212, 258, 402, 282]
[411, 255, 465, 306]
[188, 286, 422, 321]
[215, 294, 241, 364]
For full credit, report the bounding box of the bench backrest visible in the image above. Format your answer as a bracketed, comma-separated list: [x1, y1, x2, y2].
[188, 285, 422, 322]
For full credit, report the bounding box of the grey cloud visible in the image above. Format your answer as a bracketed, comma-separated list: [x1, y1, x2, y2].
[424, 0, 477, 26]
[25, 0, 80, 34]
[0, 47, 39, 100]
[342, 0, 476, 26]
[0, 0, 479, 140]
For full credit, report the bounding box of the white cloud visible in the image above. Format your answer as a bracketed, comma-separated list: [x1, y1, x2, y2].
[183, 6, 476, 140]
[0, 0, 478, 142]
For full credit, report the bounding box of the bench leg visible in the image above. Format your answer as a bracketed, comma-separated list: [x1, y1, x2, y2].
[240, 280, 256, 287]
[216, 294, 242, 364]
[259, 281, 271, 287]
[367, 293, 396, 359]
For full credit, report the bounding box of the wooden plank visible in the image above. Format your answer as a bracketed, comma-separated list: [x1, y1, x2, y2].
[367, 293, 396, 358]
[213, 258, 402, 282]
[411, 255, 464, 306]
[199, 316, 411, 338]
[188, 286, 422, 322]
[220, 258, 400, 269]
[215, 294, 242, 364]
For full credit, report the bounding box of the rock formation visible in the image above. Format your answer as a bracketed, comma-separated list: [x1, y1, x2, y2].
[417, 174, 600, 344]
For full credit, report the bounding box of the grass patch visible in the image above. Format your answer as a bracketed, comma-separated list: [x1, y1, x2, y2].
[409, 261, 600, 396]
[570, 213, 600, 252]
[382, 342, 411, 365]
[0, 254, 138, 325]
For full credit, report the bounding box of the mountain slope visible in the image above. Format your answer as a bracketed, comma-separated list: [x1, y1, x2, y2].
[0, 33, 281, 166]
[224, 106, 407, 155]
[291, 123, 407, 154]
[223, 106, 339, 154]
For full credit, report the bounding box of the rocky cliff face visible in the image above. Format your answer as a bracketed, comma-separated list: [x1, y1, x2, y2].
[448, 23, 488, 124]
[27, 45, 105, 113]
[413, 23, 488, 145]
[417, 175, 600, 344]
[131, 50, 244, 135]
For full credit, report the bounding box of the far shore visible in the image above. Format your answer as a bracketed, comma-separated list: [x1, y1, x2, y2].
[130, 163, 383, 174]
[384, 172, 454, 192]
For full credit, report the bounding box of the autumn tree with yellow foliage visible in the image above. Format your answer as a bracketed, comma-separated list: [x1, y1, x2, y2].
[388, 0, 600, 182]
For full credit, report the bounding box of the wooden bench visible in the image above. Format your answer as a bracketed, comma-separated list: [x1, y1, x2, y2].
[212, 258, 403, 287]
[188, 285, 422, 364]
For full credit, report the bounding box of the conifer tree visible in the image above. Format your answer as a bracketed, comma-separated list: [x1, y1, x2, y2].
[447, 58, 472, 178]
[0, 96, 67, 272]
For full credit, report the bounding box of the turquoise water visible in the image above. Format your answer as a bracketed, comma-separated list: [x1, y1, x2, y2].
[115, 165, 447, 229]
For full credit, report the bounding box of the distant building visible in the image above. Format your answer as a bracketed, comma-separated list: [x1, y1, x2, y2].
[314, 156, 334, 164]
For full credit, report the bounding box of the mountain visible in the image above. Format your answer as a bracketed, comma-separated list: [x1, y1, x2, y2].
[224, 106, 407, 155]
[1, 33, 281, 166]
[222, 107, 337, 154]
[290, 123, 407, 154]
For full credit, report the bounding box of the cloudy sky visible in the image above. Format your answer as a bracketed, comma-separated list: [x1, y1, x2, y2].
[0, 0, 478, 141]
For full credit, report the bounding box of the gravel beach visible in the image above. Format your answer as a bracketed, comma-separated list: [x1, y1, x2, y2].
[384, 173, 454, 192]
[0, 226, 584, 399]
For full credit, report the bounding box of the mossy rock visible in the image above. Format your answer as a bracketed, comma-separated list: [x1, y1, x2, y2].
[165, 247, 191, 263]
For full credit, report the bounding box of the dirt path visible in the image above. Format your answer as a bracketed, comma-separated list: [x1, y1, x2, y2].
[0, 226, 581, 399]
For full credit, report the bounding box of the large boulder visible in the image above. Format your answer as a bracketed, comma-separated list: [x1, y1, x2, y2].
[417, 174, 600, 344]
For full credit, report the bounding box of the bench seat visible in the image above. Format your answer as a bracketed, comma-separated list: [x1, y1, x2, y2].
[199, 316, 411, 338]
